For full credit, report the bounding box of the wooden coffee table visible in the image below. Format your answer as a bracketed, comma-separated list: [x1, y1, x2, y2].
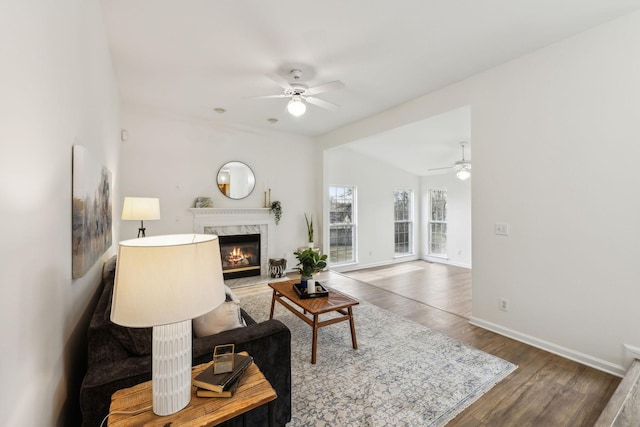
[269, 279, 359, 364]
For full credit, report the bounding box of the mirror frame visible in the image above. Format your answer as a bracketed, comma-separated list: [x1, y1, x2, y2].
[216, 161, 256, 200]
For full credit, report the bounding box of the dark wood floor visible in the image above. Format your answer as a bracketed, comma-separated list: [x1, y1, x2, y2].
[329, 261, 620, 427]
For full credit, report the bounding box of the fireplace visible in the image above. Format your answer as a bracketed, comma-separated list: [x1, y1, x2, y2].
[192, 208, 274, 282]
[218, 234, 261, 280]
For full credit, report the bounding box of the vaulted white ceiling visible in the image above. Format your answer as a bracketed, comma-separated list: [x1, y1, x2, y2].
[100, 0, 640, 174]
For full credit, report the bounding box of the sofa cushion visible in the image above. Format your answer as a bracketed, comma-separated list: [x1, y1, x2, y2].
[108, 321, 153, 356]
[101, 258, 153, 356]
[193, 286, 246, 337]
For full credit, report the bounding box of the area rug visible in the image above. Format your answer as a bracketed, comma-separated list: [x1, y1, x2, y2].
[241, 288, 517, 426]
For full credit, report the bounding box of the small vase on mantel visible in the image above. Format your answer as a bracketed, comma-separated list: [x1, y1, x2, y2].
[308, 241, 314, 249]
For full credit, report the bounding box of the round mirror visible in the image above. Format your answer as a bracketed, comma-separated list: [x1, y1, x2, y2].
[217, 161, 256, 199]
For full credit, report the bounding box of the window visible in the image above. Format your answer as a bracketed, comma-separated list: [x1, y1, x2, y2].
[329, 186, 356, 264]
[429, 189, 447, 255]
[394, 189, 413, 255]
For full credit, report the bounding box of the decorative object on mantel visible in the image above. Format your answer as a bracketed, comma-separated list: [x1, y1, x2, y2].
[304, 213, 314, 248]
[269, 258, 287, 278]
[293, 248, 327, 293]
[264, 188, 271, 208]
[193, 197, 213, 208]
[270, 200, 282, 225]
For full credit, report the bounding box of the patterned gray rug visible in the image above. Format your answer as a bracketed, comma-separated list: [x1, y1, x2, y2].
[241, 289, 517, 427]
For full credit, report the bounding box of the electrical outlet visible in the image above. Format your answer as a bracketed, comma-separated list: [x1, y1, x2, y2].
[499, 298, 510, 312]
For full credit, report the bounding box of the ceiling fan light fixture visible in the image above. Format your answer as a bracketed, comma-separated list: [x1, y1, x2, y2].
[456, 168, 471, 181]
[287, 96, 306, 116]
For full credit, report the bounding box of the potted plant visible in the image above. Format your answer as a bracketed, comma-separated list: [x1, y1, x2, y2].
[293, 248, 327, 293]
[304, 213, 314, 247]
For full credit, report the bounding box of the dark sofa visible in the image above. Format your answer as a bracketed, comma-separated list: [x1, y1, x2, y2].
[80, 256, 291, 426]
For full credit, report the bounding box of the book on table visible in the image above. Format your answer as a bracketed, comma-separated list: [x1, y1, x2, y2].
[195, 374, 242, 398]
[192, 353, 253, 393]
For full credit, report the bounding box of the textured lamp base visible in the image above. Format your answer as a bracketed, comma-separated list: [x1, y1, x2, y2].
[152, 320, 192, 416]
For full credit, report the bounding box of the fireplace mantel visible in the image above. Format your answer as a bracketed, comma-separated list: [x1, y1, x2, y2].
[190, 207, 271, 216]
[190, 208, 274, 230]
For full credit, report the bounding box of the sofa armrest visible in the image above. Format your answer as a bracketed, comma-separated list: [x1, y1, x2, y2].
[80, 356, 152, 426]
[192, 319, 292, 427]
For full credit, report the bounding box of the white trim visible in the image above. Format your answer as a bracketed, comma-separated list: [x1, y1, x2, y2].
[332, 255, 419, 273]
[393, 253, 415, 260]
[190, 207, 271, 216]
[422, 255, 471, 269]
[625, 344, 640, 360]
[469, 316, 625, 377]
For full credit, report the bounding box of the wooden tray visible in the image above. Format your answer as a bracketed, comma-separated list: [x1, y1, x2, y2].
[293, 282, 329, 299]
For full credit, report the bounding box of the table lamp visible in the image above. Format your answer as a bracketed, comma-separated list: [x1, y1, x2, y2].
[111, 234, 226, 416]
[121, 197, 161, 237]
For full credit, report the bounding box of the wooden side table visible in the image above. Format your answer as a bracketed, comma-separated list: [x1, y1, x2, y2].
[108, 360, 277, 426]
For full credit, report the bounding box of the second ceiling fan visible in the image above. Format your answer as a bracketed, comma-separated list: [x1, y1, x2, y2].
[257, 69, 345, 116]
[429, 142, 472, 180]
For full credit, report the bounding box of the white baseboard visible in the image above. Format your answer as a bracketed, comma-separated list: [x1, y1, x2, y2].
[332, 256, 418, 273]
[469, 316, 626, 378]
[421, 256, 471, 269]
[625, 344, 640, 359]
[331, 255, 472, 273]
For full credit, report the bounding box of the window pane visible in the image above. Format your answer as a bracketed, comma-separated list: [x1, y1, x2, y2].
[394, 222, 410, 254]
[330, 224, 354, 263]
[394, 190, 413, 255]
[330, 186, 353, 224]
[330, 185, 356, 264]
[430, 189, 447, 222]
[430, 222, 447, 254]
[429, 189, 447, 255]
[394, 190, 410, 221]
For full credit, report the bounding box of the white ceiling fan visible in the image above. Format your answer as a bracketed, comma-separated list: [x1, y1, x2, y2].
[256, 69, 345, 116]
[429, 142, 472, 180]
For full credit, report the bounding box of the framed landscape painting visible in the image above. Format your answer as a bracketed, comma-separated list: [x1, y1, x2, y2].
[72, 145, 113, 278]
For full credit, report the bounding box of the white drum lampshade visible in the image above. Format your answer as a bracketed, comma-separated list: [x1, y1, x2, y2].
[111, 234, 226, 416]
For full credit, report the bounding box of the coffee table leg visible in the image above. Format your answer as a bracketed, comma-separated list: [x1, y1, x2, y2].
[269, 290, 276, 320]
[348, 306, 358, 349]
[311, 314, 318, 364]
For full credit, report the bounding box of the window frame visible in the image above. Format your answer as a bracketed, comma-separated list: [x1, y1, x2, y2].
[329, 185, 357, 266]
[393, 189, 414, 256]
[428, 188, 448, 257]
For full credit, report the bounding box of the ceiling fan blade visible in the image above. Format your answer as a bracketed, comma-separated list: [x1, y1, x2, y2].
[428, 166, 454, 171]
[266, 72, 293, 90]
[305, 80, 345, 96]
[252, 94, 288, 99]
[306, 96, 339, 111]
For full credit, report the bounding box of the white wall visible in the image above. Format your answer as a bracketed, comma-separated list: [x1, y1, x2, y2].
[318, 11, 640, 375]
[421, 173, 472, 268]
[118, 107, 318, 269]
[0, 0, 121, 425]
[325, 146, 420, 271]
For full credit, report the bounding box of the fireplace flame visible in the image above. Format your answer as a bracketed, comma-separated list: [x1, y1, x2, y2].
[226, 246, 248, 266]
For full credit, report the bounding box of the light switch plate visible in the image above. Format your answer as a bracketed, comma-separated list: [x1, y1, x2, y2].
[495, 223, 510, 235]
